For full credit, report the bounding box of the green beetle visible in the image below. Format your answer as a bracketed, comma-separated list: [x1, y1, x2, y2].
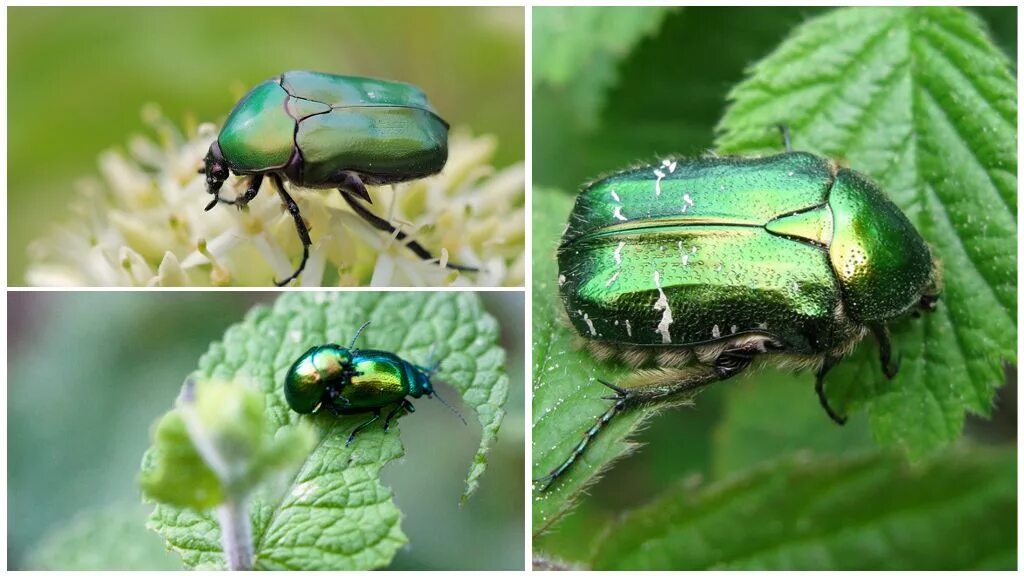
[284, 322, 465, 444]
[201, 70, 474, 285]
[538, 131, 942, 491]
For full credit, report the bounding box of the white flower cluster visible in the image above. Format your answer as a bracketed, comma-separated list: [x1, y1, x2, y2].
[27, 106, 525, 287]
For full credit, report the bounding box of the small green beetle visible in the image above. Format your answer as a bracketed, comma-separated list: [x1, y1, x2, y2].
[284, 321, 465, 444]
[201, 70, 475, 285]
[538, 129, 942, 490]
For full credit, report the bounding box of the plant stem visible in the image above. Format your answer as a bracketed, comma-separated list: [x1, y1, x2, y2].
[218, 495, 254, 570]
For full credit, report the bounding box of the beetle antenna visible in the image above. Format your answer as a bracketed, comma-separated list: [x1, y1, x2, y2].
[348, 321, 371, 349]
[432, 390, 467, 426]
[423, 345, 441, 374]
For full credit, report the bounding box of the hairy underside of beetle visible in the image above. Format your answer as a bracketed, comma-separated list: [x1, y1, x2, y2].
[562, 300, 869, 405]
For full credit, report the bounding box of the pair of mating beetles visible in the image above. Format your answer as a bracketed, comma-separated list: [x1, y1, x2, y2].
[284, 321, 465, 444]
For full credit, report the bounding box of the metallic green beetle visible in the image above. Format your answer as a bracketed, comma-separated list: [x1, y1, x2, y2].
[538, 133, 942, 490]
[284, 322, 465, 444]
[201, 70, 474, 285]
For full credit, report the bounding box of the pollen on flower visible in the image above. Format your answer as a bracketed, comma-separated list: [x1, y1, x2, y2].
[26, 107, 525, 287]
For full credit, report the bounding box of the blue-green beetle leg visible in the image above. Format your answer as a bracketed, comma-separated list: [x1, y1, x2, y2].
[870, 323, 900, 379]
[269, 173, 311, 287]
[777, 124, 793, 152]
[346, 410, 381, 446]
[339, 191, 478, 272]
[815, 355, 848, 425]
[383, 399, 415, 432]
[338, 171, 373, 204]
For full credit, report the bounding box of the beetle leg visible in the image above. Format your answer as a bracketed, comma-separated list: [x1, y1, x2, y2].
[339, 191, 478, 272]
[234, 175, 263, 209]
[382, 399, 415, 432]
[346, 410, 381, 446]
[270, 174, 311, 287]
[871, 323, 900, 379]
[534, 379, 630, 492]
[815, 355, 847, 425]
[338, 171, 373, 204]
[206, 175, 263, 210]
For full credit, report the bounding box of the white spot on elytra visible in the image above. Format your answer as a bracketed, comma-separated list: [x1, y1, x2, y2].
[625, 319, 633, 337]
[611, 190, 621, 202]
[678, 241, 690, 265]
[613, 206, 628, 221]
[712, 324, 721, 338]
[681, 193, 694, 213]
[653, 270, 673, 343]
[758, 322, 768, 329]
[662, 159, 678, 173]
[654, 168, 666, 197]
[583, 313, 597, 336]
[614, 241, 625, 265]
[605, 271, 620, 287]
[791, 281, 800, 292]
[731, 325, 738, 334]
[558, 274, 566, 286]
[788, 171, 795, 176]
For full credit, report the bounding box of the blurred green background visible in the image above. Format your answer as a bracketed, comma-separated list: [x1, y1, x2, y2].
[533, 5, 1016, 563]
[8, 6, 525, 284]
[8, 292, 525, 569]
[534, 5, 1015, 193]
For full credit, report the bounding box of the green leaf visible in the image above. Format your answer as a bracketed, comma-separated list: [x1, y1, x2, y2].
[140, 378, 316, 509]
[140, 407, 223, 509]
[534, 7, 825, 194]
[25, 504, 181, 570]
[144, 292, 508, 570]
[716, 6, 1017, 456]
[712, 370, 874, 479]
[592, 448, 1016, 569]
[531, 187, 647, 534]
[533, 6, 675, 127]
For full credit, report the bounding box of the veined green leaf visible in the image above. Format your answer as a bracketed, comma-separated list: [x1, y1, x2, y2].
[716, 6, 1017, 457]
[592, 448, 1016, 569]
[144, 292, 507, 569]
[531, 187, 646, 535]
[533, 6, 675, 127]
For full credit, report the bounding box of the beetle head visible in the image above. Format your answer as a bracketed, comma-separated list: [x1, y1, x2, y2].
[202, 141, 229, 196]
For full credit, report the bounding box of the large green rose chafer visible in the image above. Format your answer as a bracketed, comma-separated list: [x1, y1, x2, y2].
[284, 322, 464, 444]
[540, 136, 942, 491]
[201, 70, 474, 285]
